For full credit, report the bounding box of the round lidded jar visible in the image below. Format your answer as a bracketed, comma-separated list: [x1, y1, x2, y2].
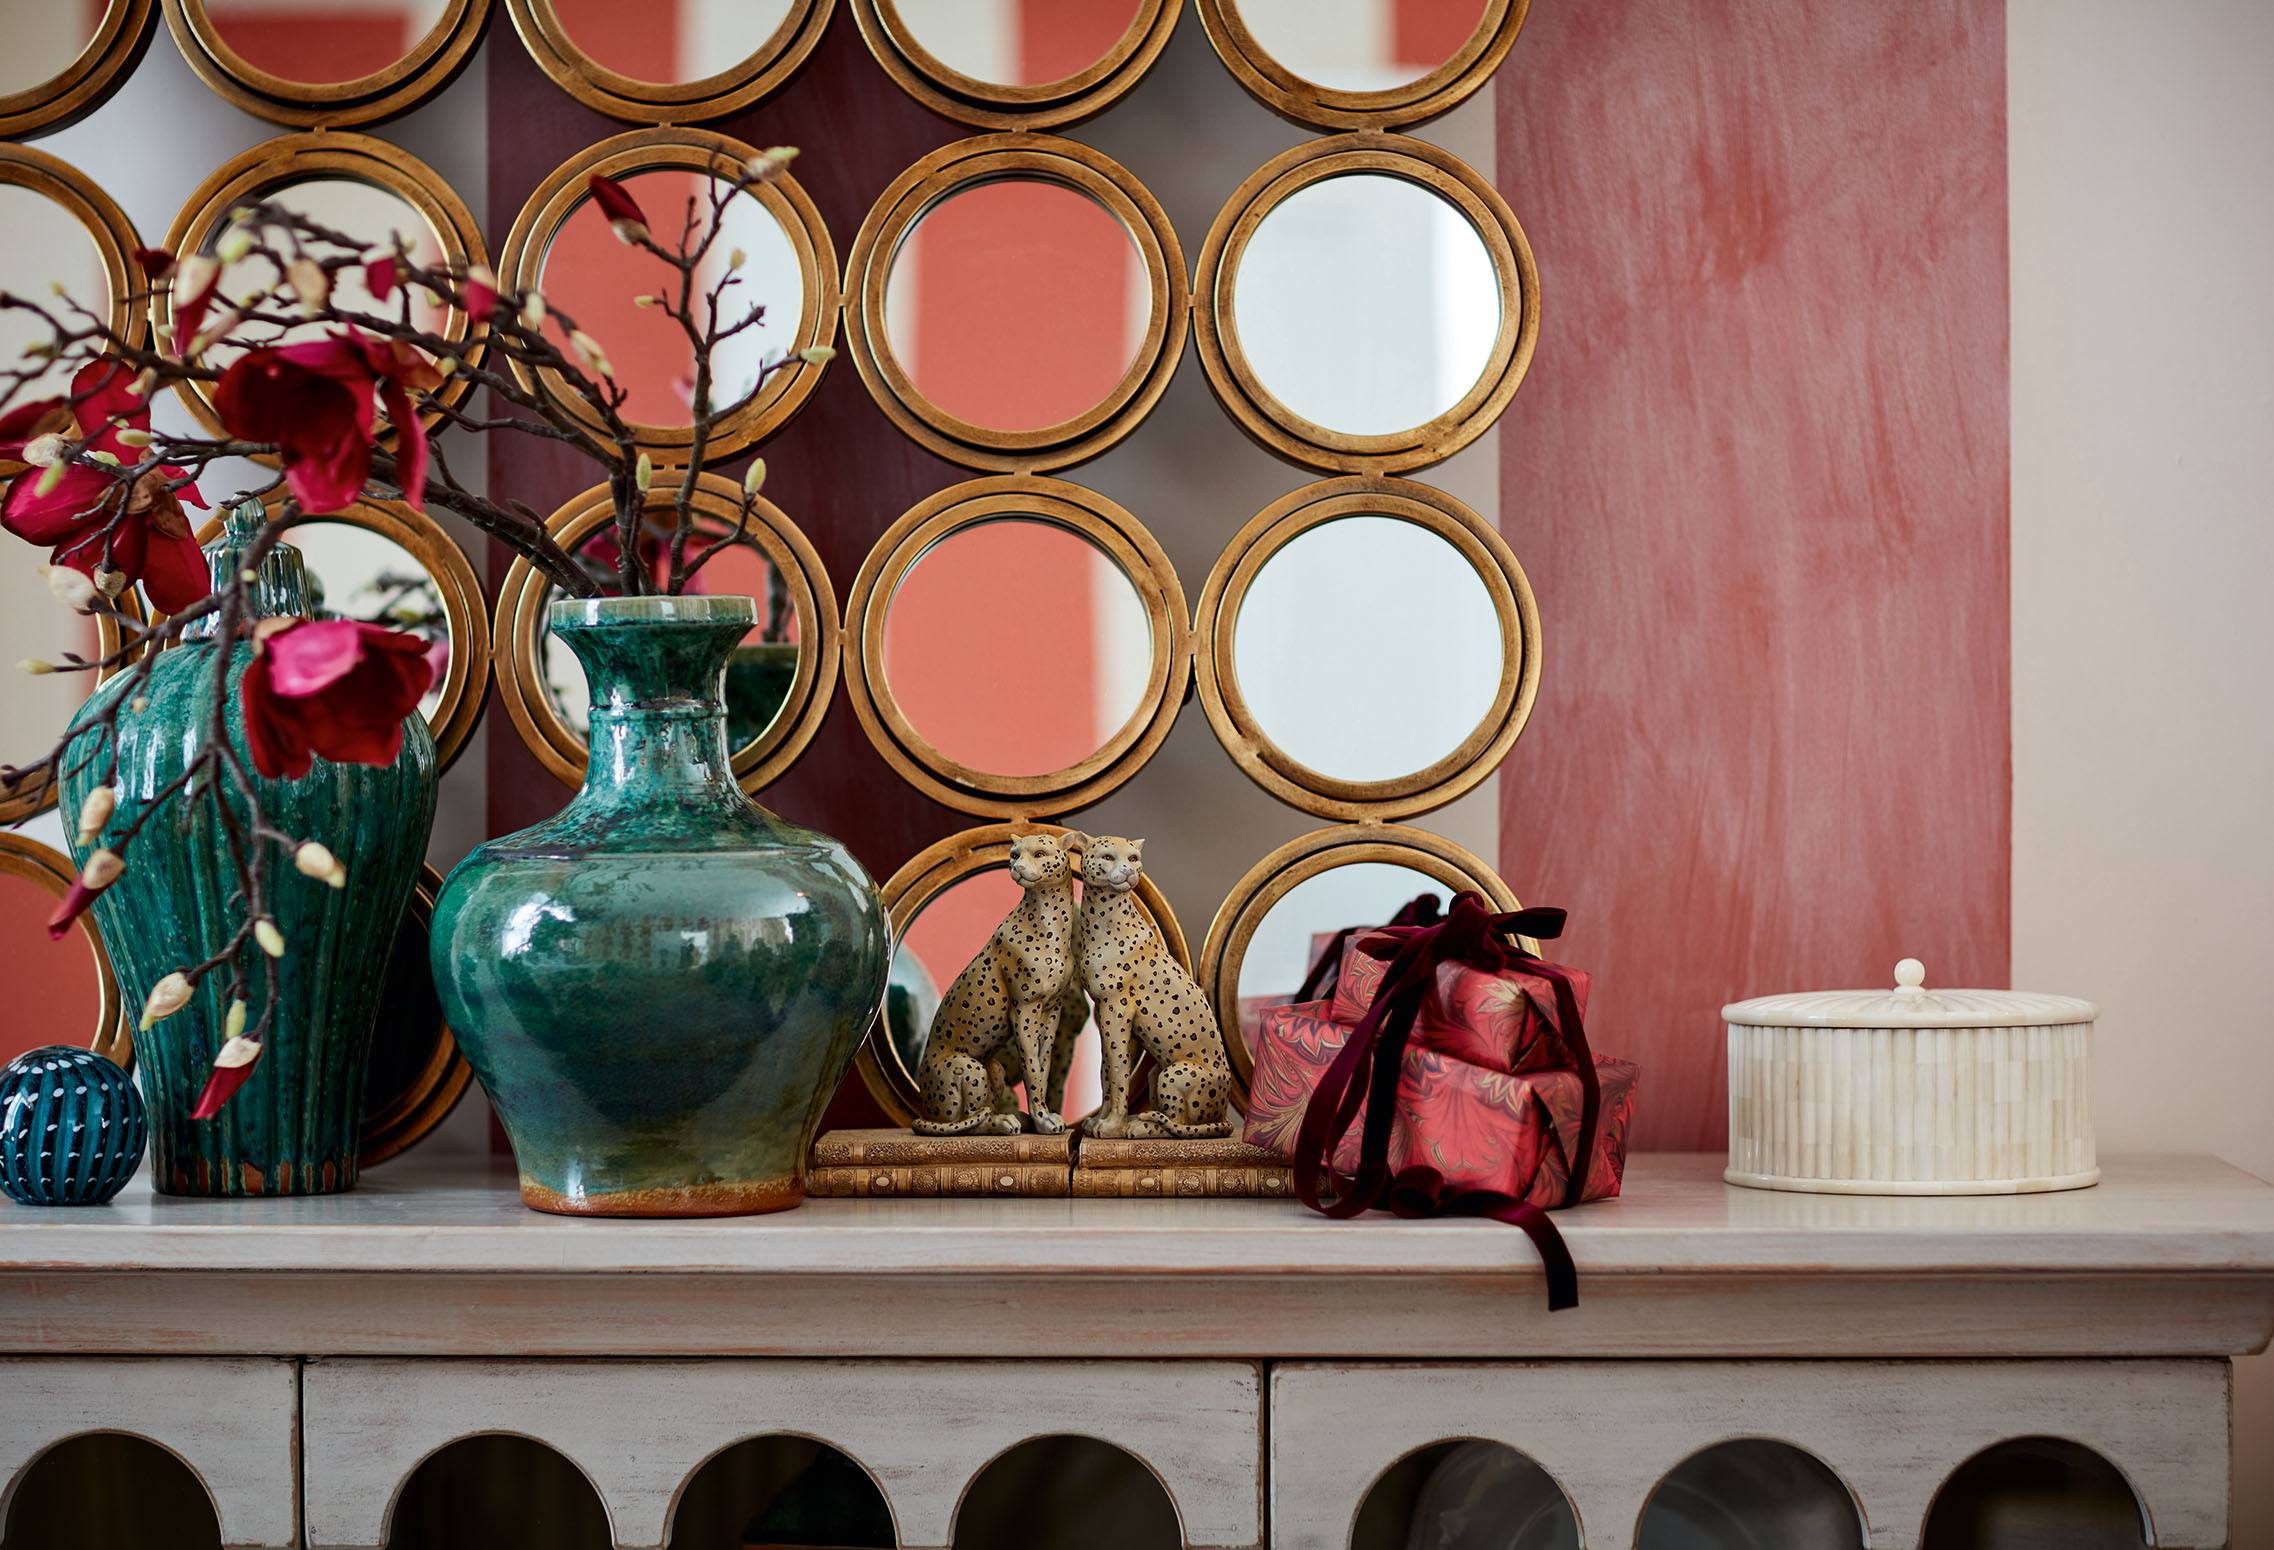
[1723, 959, 2100, 1196]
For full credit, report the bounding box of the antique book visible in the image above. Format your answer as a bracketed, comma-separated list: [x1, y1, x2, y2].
[806, 1160, 1069, 1198]
[1070, 1137, 1294, 1199]
[810, 1128, 1073, 1168]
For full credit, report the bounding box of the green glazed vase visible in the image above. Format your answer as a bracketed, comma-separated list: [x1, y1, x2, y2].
[61, 504, 438, 1196]
[431, 595, 890, 1216]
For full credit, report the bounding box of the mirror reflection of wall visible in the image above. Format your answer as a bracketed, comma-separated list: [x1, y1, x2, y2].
[202, 0, 453, 84]
[549, 0, 798, 84]
[894, 0, 1144, 86]
[882, 518, 1151, 777]
[1233, 0, 1491, 91]
[6, 8, 107, 100]
[203, 178, 448, 367]
[1234, 516, 1501, 781]
[1, 870, 103, 1067]
[541, 171, 803, 425]
[1236, 862, 1454, 1028]
[0, 185, 107, 402]
[1235, 172, 1500, 437]
[884, 178, 1149, 433]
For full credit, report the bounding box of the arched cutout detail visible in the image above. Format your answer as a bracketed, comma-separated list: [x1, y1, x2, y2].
[1, 1430, 223, 1550]
[381, 1430, 613, 1550]
[664, 1430, 898, 1548]
[1921, 1435, 2154, 1549]
[1350, 1436, 1582, 1550]
[951, 1432, 1183, 1550]
[1634, 1435, 1868, 1550]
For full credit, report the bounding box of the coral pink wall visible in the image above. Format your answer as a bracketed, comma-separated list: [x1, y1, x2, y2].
[1493, 1, 2011, 1151]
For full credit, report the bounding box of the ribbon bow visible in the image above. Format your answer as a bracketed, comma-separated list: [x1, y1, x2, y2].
[1290, 892, 1601, 1311]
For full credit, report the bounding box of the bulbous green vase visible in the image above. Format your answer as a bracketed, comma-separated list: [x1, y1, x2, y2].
[61, 506, 437, 1196]
[431, 595, 890, 1216]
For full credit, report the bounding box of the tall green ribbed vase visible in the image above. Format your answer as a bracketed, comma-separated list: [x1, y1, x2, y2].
[60, 503, 437, 1196]
[431, 594, 890, 1217]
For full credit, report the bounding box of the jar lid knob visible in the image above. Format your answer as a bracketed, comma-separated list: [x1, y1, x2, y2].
[1894, 958, 1927, 993]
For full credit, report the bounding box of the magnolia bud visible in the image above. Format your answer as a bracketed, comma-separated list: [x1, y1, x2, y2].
[295, 840, 346, 888]
[745, 146, 799, 183]
[634, 452, 654, 492]
[75, 786, 115, 846]
[435, 355, 458, 377]
[728, 247, 747, 270]
[141, 971, 193, 1030]
[223, 999, 247, 1041]
[239, 569, 257, 583]
[798, 345, 836, 365]
[133, 367, 159, 397]
[86, 449, 120, 467]
[288, 257, 330, 314]
[129, 695, 148, 713]
[743, 458, 767, 496]
[113, 427, 153, 447]
[215, 225, 255, 265]
[520, 290, 546, 329]
[21, 432, 65, 468]
[633, 295, 658, 309]
[40, 563, 97, 612]
[93, 566, 128, 598]
[214, 1034, 259, 1068]
[18, 658, 55, 675]
[80, 849, 124, 890]
[569, 330, 612, 378]
[254, 919, 286, 958]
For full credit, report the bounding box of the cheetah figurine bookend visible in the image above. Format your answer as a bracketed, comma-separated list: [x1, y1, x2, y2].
[1068, 834, 1237, 1141]
[912, 831, 1085, 1137]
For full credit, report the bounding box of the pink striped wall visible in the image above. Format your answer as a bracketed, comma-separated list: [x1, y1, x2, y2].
[1493, 1, 2012, 1151]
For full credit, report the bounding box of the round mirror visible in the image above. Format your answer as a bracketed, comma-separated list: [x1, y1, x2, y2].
[549, 0, 797, 84]
[1235, 173, 1499, 436]
[201, 0, 455, 85]
[1235, 0, 1491, 91]
[360, 865, 471, 1165]
[539, 169, 806, 428]
[0, 837, 124, 1068]
[508, 0, 829, 123]
[3, 11, 115, 99]
[1234, 516, 1500, 781]
[894, 0, 1144, 87]
[0, 591, 100, 825]
[882, 517, 1152, 778]
[1235, 862, 1452, 1034]
[884, 178, 1150, 436]
[0, 186, 111, 402]
[855, 0, 1177, 129]
[0, 2, 152, 139]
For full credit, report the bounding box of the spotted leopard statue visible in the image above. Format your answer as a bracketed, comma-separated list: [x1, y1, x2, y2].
[913, 831, 1083, 1136]
[1068, 834, 1236, 1140]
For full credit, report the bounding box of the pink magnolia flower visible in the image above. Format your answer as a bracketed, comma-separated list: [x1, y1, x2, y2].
[241, 617, 434, 780]
[213, 331, 442, 514]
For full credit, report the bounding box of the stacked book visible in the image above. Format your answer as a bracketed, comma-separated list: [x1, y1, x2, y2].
[805, 1129, 1294, 1198]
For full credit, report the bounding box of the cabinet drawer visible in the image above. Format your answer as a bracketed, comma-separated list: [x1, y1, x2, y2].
[304, 1357, 1262, 1549]
[1270, 1359, 2228, 1550]
[0, 1356, 299, 1549]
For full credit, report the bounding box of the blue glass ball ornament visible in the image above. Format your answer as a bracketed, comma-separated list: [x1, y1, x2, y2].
[0, 1046, 147, 1206]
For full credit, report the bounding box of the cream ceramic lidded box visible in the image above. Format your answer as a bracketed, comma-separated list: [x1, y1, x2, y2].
[1723, 959, 2099, 1196]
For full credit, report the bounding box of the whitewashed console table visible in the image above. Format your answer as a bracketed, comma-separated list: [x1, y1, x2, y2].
[0, 1152, 2269, 1549]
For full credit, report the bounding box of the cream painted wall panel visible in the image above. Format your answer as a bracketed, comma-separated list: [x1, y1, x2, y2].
[2008, 0, 2274, 1537]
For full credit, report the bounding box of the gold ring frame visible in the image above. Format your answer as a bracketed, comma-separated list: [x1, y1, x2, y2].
[163, 0, 492, 129]
[1194, 477, 1539, 820]
[844, 476, 1190, 819]
[1198, 822, 1520, 1098]
[1, 592, 148, 828]
[1196, 0, 1527, 132]
[0, 833, 129, 1065]
[189, 498, 490, 776]
[855, 820, 1192, 1127]
[0, 144, 147, 362]
[0, 0, 157, 140]
[1194, 133, 1537, 475]
[359, 863, 474, 1165]
[843, 135, 1187, 473]
[499, 129, 838, 465]
[506, 0, 832, 125]
[157, 133, 488, 433]
[493, 474, 841, 794]
[851, 0, 1180, 130]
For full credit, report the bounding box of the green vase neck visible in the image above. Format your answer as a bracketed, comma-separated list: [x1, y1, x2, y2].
[551, 595, 756, 809]
[184, 498, 308, 639]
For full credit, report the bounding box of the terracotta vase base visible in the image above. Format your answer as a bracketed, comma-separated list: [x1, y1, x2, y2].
[517, 1174, 803, 1218]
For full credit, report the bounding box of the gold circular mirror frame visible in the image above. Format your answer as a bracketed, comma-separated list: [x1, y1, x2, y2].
[493, 473, 841, 794]
[359, 862, 474, 1165]
[157, 132, 489, 435]
[188, 498, 490, 776]
[844, 476, 1190, 819]
[163, 0, 492, 128]
[0, 143, 147, 358]
[1198, 821, 1519, 1099]
[0, 832, 129, 1067]
[855, 820, 1192, 1128]
[506, 0, 833, 124]
[1194, 476, 1539, 821]
[1196, 0, 1528, 131]
[843, 135, 1187, 474]
[1194, 133, 1538, 475]
[1, 592, 149, 828]
[852, 0, 1181, 130]
[0, 0, 158, 140]
[499, 128, 839, 466]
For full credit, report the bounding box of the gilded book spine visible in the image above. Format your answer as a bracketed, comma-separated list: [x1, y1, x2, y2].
[1070, 1165, 1294, 1199]
[806, 1161, 1069, 1198]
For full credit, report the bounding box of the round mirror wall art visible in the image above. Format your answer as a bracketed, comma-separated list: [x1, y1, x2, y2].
[506, 0, 830, 124]
[0, 835, 129, 1069]
[188, 499, 489, 774]
[0, 144, 146, 456]
[1199, 823, 1519, 1098]
[358, 864, 474, 1165]
[164, 0, 491, 127]
[158, 133, 487, 433]
[1195, 477, 1538, 820]
[501, 129, 837, 464]
[1197, 0, 1526, 130]
[845, 135, 1186, 472]
[852, 0, 1179, 129]
[845, 476, 1190, 818]
[493, 475, 840, 794]
[856, 821, 1191, 1128]
[1195, 134, 1536, 474]
[0, 0, 156, 139]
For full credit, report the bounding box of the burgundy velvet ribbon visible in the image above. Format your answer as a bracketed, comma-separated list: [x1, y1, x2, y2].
[1291, 893, 1445, 1006]
[1289, 892, 1601, 1312]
